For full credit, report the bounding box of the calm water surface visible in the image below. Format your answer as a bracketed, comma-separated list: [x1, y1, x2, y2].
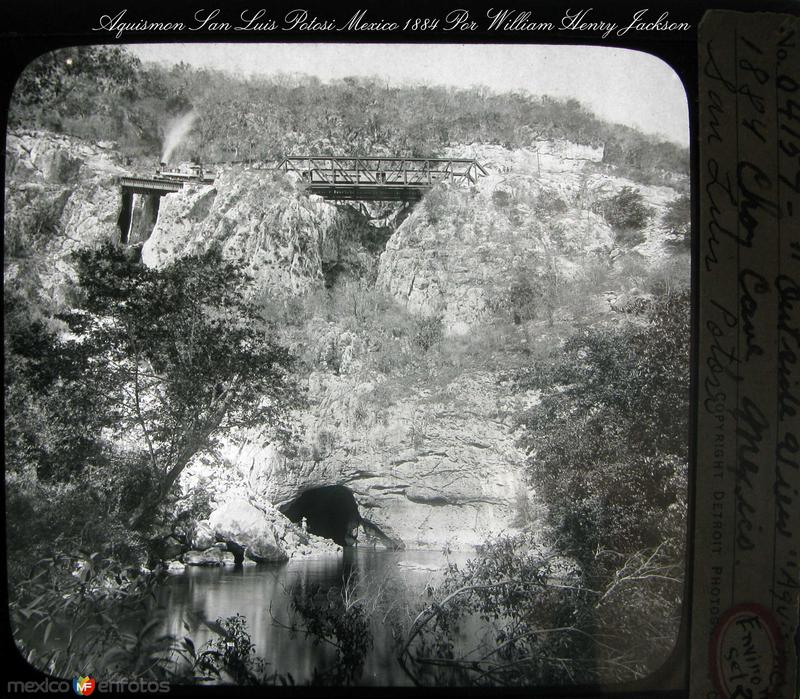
[158, 548, 474, 686]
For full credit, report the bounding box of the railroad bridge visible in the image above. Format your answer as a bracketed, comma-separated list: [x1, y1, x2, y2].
[117, 156, 487, 240]
[275, 156, 488, 201]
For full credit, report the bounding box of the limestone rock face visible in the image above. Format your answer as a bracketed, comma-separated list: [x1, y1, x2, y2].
[173, 142, 685, 551]
[205, 496, 341, 561]
[5, 130, 127, 308]
[5, 130, 379, 309]
[141, 169, 380, 294]
[8, 129, 686, 554]
[209, 369, 532, 550]
[379, 143, 683, 330]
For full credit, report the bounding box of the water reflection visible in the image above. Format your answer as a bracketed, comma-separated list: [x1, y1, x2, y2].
[158, 548, 468, 686]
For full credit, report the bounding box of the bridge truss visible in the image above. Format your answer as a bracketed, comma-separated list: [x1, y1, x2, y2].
[276, 156, 488, 201]
[117, 156, 488, 204]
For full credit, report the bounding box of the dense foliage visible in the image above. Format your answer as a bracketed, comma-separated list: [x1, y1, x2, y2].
[5, 245, 301, 580]
[65, 244, 301, 521]
[287, 583, 372, 685]
[514, 291, 689, 564]
[10, 47, 688, 179]
[401, 530, 683, 686]
[401, 291, 690, 685]
[10, 554, 293, 685]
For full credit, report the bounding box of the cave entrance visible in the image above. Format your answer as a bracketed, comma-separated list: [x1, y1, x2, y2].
[281, 485, 361, 547]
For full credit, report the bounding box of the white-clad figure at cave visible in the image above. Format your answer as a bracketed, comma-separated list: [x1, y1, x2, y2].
[301, 516, 308, 532]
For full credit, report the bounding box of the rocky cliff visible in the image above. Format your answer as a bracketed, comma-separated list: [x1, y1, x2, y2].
[5, 130, 127, 308]
[141, 168, 385, 293]
[4, 129, 688, 550]
[380, 142, 685, 331]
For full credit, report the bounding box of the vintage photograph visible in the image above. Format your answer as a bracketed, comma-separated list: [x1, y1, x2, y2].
[5, 42, 690, 687]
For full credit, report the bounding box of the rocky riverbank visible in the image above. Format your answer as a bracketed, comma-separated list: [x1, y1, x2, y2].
[154, 496, 342, 573]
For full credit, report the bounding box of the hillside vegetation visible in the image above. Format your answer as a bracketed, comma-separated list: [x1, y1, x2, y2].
[10, 46, 687, 181]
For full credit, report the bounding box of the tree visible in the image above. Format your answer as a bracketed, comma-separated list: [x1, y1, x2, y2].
[5, 286, 152, 577]
[513, 291, 690, 564]
[58, 244, 302, 530]
[10, 46, 142, 131]
[4, 290, 113, 482]
[662, 193, 691, 250]
[495, 255, 563, 327]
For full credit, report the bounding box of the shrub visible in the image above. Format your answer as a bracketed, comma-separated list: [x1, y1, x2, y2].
[194, 614, 277, 685]
[503, 270, 540, 324]
[493, 259, 563, 326]
[422, 186, 451, 225]
[11, 560, 285, 685]
[594, 186, 652, 232]
[401, 531, 683, 685]
[284, 582, 372, 685]
[10, 554, 177, 679]
[491, 190, 511, 208]
[614, 226, 647, 247]
[662, 193, 691, 250]
[412, 314, 443, 352]
[399, 531, 681, 686]
[4, 195, 64, 258]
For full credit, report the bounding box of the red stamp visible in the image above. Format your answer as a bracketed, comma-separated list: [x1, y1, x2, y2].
[710, 602, 786, 699]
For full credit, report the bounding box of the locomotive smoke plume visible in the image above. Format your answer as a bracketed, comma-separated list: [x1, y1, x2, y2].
[161, 109, 198, 164]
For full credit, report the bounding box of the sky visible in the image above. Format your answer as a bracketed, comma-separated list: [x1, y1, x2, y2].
[128, 43, 689, 146]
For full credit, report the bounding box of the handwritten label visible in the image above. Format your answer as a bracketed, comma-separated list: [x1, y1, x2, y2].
[90, 8, 692, 39]
[710, 603, 786, 699]
[693, 10, 800, 699]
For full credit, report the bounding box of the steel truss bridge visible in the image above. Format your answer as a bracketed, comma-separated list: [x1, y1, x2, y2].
[276, 156, 488, 201]
[117, 157, 488, 203]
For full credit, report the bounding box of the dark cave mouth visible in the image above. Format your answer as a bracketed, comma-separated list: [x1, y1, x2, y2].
[281, 485, 361, 547]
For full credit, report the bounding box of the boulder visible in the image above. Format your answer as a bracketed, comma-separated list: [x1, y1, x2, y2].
[221, 551, 236, 567]
[208, 497, 288, 563]
[183, 547, 227, 566]
[281, 528, 306, 549]
[189, 520, 217, 550]
[157, 536, 184, 560]
[287, 531, 342, 559]
[165, 560, 186, 574]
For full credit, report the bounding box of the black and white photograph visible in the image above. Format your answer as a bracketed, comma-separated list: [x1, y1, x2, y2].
[4, 35, 694, 690]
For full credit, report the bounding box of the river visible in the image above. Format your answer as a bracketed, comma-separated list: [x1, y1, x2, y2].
[157, 547, 475, 686]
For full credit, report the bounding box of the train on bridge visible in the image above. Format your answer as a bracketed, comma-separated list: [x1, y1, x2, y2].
[118, 155, 487, 203]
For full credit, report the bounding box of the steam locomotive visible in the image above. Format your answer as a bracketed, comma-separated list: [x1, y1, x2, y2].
[153, 162, 215, 184]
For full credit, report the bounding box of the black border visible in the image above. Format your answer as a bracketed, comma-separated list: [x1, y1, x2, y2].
[2, 0, 797, 696]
